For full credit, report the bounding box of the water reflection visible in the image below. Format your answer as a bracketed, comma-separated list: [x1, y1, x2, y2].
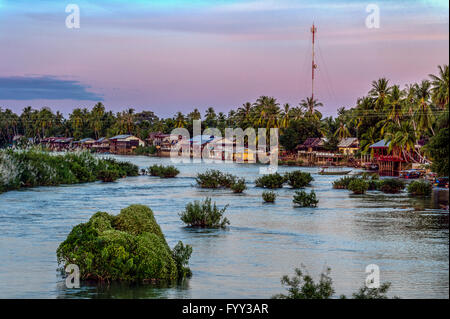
[0, 156, 448, 299]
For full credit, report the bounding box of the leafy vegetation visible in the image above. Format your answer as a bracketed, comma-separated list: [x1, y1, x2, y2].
[407, 180, 432, 196]
[56, 205, 192, 282]
[348, 179, 369, 194]
[195, 170, 237, 189]
[134, 145, 157, 156]
[231, 178, 247, 193]
[149, 164, 180, 178]
[179, 198, 230, 228]
[378, 178, 406, 194]
[262, 191, 277, 203]
[332, 176, 358, 189]
[284, 171, 313, 189]
[255, 173, 286, 189]
[0, 148, 138, 193]
[293, 190, 319, 207]
[273, 265, 398, 299]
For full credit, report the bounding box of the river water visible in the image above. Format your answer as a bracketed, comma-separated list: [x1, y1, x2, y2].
[0, 155, 448, 299]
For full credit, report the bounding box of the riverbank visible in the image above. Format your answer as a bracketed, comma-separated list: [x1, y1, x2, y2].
[0, 148, 139, 194]
[0, 155, 447, 298]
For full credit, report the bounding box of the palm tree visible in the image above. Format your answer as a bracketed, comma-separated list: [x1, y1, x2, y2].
[90, 102, 105, 139]
[360, 126, 378, 156]
[403, 84, 417, 131]
[300, 97, 323, 122]
[414, 80, 435, 136]
[334, 121, 351, 140]
[369, 78, 392, 111]
[429, 64, 449, 109]
[385, 121, 417, 160]
[174, 112, 186, 128]
[386, 85, 404, 126]
[280, 103, 291, 129]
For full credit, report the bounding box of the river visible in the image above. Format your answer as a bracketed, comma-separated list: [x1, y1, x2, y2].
[0, 155, 448, 298]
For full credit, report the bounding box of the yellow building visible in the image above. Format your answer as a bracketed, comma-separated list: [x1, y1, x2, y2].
[337, 138, 359, 155]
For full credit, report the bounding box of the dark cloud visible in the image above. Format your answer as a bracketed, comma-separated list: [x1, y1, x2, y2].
[0, 76, 103, 101]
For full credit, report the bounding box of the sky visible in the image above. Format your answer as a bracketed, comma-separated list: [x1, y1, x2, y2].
[0, 0, 448, 118]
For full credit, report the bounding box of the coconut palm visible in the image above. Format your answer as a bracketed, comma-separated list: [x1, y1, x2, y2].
[369, 78, 392, 111]
[334, 121, 351, 140]
[429, 64, 449, 109]
[414, 80, 435, 136]
[300, 97, 323, 122]
[174, 112, 186, 128]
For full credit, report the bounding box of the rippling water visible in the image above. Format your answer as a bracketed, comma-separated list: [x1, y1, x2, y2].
[0, 155, 448, 299]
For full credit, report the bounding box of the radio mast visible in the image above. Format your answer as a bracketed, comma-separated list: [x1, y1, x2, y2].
[311, 23, 317, 101]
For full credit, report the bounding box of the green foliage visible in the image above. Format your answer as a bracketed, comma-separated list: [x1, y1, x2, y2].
[332, 176, 358, 189]
[272, 266, 334, 299]
[255, 173, 286, 189]
[407, 180, 432, 196]
[179, 198, 230, 228]
[262, 191, 277, 203]
[56, 205, 192, 282]
[345, 283, 395, 299]
[97, 170, 119, 183]
[378, 178, 405, 194]
[273, 265, 398, 299]
[0, 148, 138, 193]
[195, 170, 237, 189]
[284, 171, 313, 189]
[231, 178, 247, 193]
[134, 145, 157, 155]
[293, 190, 319, 207]
[149, 164, 180, 178]
[348, 179, 369, 194]
[425, 127, 449, 177]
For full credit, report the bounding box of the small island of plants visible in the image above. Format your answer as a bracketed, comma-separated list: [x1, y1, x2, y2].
[57, 204, 193, 282]
[262, 191, 277, 203]
[149, 164, 180, 178]
[179, 197, 230, 229]
[293, 190, 319, 207]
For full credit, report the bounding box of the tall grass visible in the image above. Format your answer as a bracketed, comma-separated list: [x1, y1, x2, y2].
[0, 148, 138, 193]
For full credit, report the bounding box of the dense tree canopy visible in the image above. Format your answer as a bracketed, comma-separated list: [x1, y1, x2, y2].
[1, 65, 448, 174]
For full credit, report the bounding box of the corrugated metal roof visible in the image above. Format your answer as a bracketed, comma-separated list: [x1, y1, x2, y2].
[369, 140, 390, 148]
[338, 137, 359, 148]
[109, 134, 133, 140]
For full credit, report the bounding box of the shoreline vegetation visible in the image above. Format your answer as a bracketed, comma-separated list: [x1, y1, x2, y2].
[0, 65, 448, 176]
[0, 147, 139, 194]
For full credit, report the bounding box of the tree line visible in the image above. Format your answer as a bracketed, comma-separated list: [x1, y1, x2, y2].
[1, 65, 448, 174]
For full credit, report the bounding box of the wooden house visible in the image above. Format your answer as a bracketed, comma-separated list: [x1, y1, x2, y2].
[337, 138, 359, 155]
[109, 134, 145, 154]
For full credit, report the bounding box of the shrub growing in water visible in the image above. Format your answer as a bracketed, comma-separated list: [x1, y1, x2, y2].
[293, 190, 319, 207]
[97, 170, 119, 183]
[179, 198, 230, 228]
[273, 265, 397, 299]
[0, 149, 138, 193]
[231, 178, 247, 193]
[284, 171, 313, 189]
[378, 178, 405, 194]
[255, 173, 286, 189]
[407, 180, 432, 196]
[348, 179, 369, 194]
[332, 176, 358, 189]
[56, 205, 192, 282]
[149, 164, 180, 178]
[262, 191, 277, 203]
[195, 170, 237, 189]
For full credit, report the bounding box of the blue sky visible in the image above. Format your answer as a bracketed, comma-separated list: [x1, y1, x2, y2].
[0, 0, 448, 117]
